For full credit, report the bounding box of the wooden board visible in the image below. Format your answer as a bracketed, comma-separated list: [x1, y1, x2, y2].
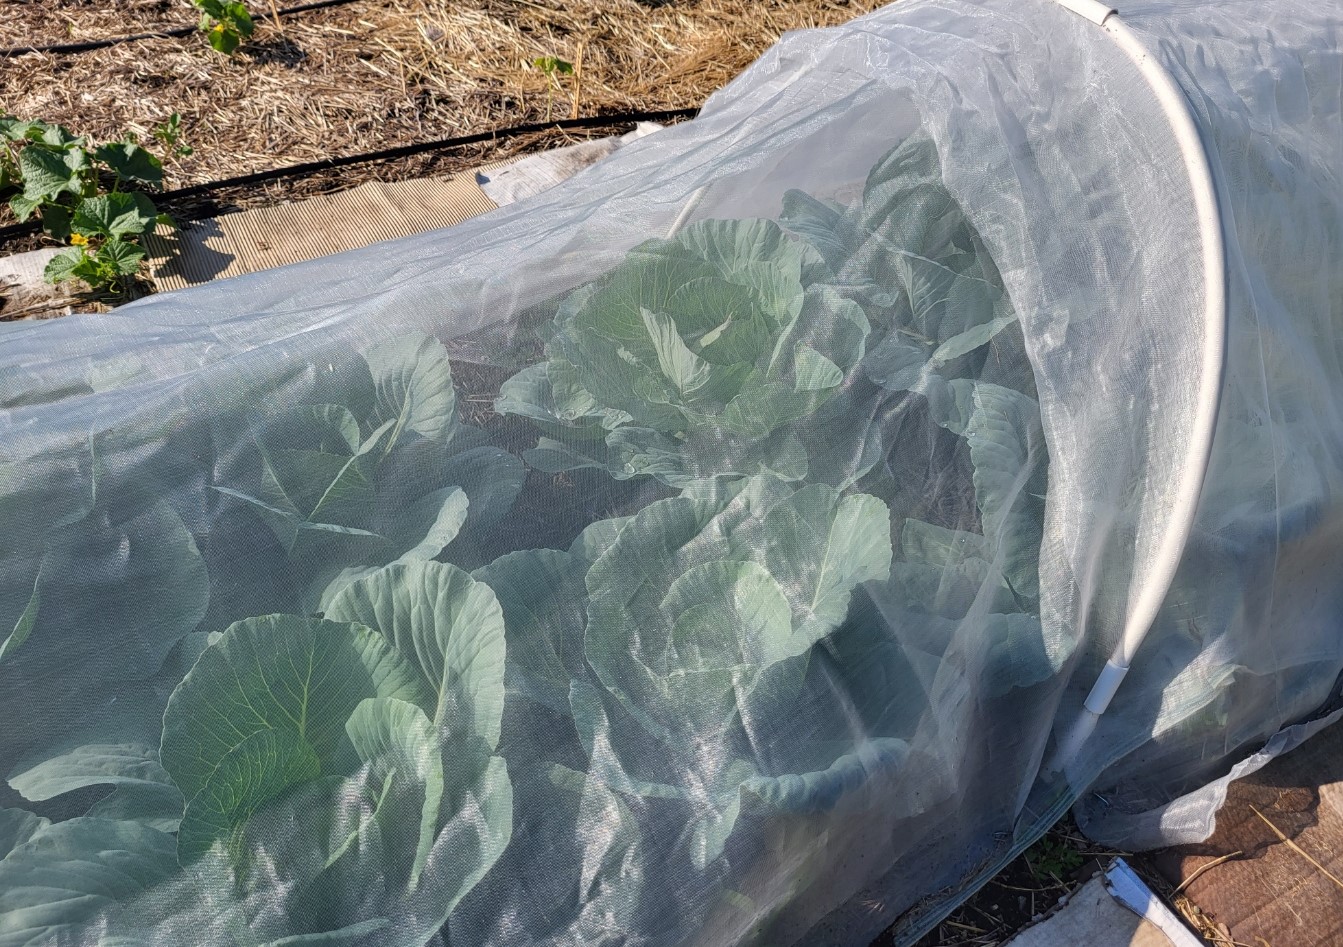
[1004, 861, 1201, 947]
[1154, 720, 1343, 946]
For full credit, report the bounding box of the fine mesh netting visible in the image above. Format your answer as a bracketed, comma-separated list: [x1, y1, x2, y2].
[2, 0, 1342, 944]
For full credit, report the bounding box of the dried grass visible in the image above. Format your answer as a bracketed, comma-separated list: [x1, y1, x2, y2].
[3, 0, 884, 198]
[8, 0, 185, 47]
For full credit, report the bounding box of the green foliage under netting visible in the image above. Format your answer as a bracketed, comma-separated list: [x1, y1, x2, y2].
[0, 131, 1054, 945]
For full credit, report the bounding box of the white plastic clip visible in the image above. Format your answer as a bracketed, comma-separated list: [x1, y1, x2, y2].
[1084, 659, 1130, 715]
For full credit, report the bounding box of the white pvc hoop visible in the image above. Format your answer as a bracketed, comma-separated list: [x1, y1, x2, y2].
[1051, 0, 1227, 767]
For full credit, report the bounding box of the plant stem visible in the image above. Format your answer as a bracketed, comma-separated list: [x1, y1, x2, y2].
[1249, 805, 1343, 892]
[571, 42, 585, 120]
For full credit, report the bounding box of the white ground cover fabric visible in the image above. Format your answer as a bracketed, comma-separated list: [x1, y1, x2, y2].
[1, 1, 1341, 944]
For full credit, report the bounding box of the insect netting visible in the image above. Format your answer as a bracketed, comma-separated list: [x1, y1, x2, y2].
[2, 0, 1341, 943]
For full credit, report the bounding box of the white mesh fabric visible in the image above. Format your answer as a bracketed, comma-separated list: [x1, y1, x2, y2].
[1, 2, 1341, 945]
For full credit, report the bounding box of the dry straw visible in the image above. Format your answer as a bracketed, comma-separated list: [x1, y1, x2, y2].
[4, 0, 884, 205]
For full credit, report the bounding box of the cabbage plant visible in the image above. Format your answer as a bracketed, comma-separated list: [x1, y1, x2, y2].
[782, 132, 1024, 390]
[440, 476, 912, 947]
[829, 138, 1060, 683]
[213, 332, 524, 611]
[0, 129, 1065, 947]
[0, 336, 523, 946]
[1, 560, 513, 945]
[495, 218, 871, 485]
[485, 478, 901, 869]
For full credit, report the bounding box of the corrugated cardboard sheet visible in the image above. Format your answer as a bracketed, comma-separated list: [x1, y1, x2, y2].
[144, 172, 497, 291]
[141, 125, 662, 292]
[1155, 719, 1343, 946]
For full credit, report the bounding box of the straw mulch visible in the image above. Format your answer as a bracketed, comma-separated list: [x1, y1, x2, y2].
[3, 0, 885, 203]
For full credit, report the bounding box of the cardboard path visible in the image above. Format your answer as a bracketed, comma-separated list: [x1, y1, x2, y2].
[1, 123, 658, 313]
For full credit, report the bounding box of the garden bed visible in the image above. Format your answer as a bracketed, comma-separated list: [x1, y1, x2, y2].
[0, 4, 1163, 945]
[3, 0, 883, 219]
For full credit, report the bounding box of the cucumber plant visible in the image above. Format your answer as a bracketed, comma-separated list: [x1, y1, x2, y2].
[193, 0, 255, 55]
[1, 116, 176, 295]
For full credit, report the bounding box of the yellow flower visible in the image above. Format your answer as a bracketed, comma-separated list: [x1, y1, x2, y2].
[212, 22, 225, 33]
[69, 233, 88, 247]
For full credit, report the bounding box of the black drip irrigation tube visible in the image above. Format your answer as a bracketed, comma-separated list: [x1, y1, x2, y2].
[0, 108, 701, 246]
[1, 0, 363, 58]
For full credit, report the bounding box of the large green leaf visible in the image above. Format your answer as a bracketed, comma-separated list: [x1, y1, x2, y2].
[0, 118, 47, 142]
[310, 481, 474, 613]
[497, 218, 871, 486]
[779, 188, 861, 277]
[744, 731, 909, 795]
[258, 920, 393, 946]
[8, 743, 175, 804]
[640, 307, 717, 400]
[691, 737, 909, 863]
[344, 697, 444, 889]
[37, 125, 84, 149]
[232, 743, 511, 943]
[899, 517, 992, 570]
[495, 363, 603, 433]
[324, 561, 506, 747]
[160, 614, 429, 841]
[56, 740, 510, 944]
[99, 236, 147, 277]
[3, 633, 218, 834]
[462, 763, 646, 944]
[41, 246, 85, 285]
[219, 405, 383, 551]
[862, 333, 931, 391]
[473, 548, 588, 715]
[383, 485, 468, 563]
[178, 729, 321, 862]
[16, 146, 80, 201]
[436, 444, 525, 528]
[401, 747, 514, 926]
[745, 484, 894, 644]
[7, 193, 42, 223]
[216, 349, 521, 616]
[660, 560, 795, 669]
[927, 314, 1018, 366]
[792, 343, 843, 391]
[259, 409, 380, 529]
[892, 519, 1008, 619]
[568, 515, 632, 563]
[978, 612, 1062, 696]
[48, 503, 209, 678]
[660, 217, 811, 322]
[0, 810, 47, 861]
[72, 192, 157, 239]
[265, 403, 363, 457]
[0, 504, 209, 773]
[93, 142, 164, 188]
[38, 203, 73, 242]
[364, 333, 458, 447]
[964, 383, 1047, 603]
[837, 131, 1025, 441]
[583, 479, 892, 764]
[84, 783, 188, 833]
[0, 817, 177, 946]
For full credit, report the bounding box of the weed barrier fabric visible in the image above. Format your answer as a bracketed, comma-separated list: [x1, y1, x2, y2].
[1, 0, 1342, 944]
